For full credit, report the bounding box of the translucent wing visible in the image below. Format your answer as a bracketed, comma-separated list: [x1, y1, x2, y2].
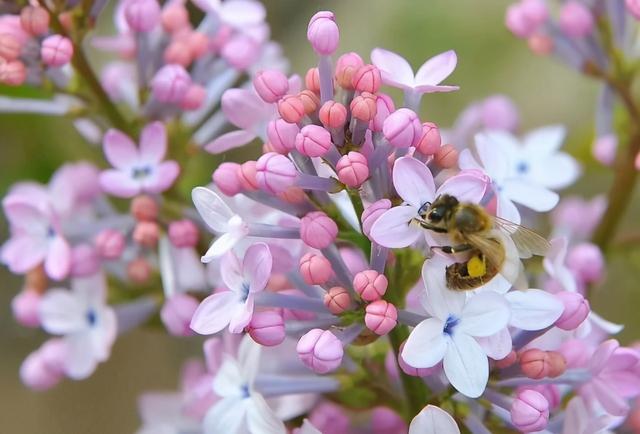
[467, 231, 526, 289]
[493, 216, 550, 259]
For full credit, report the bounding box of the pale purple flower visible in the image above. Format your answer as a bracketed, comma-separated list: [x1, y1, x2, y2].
[136, 392, 201, 434]
[38, 273, 117, 379]
[1, 193, 71, 280]
[295, 419, 322, 434]
[99, 122, 180, 198]
[562, 396, 615, 434]
[190, 243, 272, 335]
[408, 405, 460, 434]
[370, 156, 488, 248]
[401, 257, 510, 397]
[371, 47, 459, 94]
[203, 336, 286, 434]
[191, 0, 266, 28]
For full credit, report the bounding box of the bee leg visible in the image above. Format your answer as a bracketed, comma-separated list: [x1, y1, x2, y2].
[432, 243, 474, 254]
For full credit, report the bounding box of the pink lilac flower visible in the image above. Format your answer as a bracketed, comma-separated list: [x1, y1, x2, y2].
[99, 122, 180, 198]
[190, 243, 272, 335]
[370, 156, 488, 248]
[38, 273, 117, 379]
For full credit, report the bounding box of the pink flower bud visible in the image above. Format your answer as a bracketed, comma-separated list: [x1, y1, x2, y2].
[521, 384, 561, 410]
[567, 242, 604, 284]
[628, 0, 640, 19]
[221, 34, 260, 70]
[307, 11, 339, 56]
[309, 402, 350, 434]
[505, 4, 536, 38]
[335, 52, 364, 89]
[365, 300, 397, 335]
[70, 244, 100, 277]
[213, 162, 242, 195]
[235, 161, 257, 192]
[416, 122, 442, 155]
[41, 35, 73, 67]
[179, 84, 206, 110]
[555, 291, 590, 330]
[519, 348, 550, 379]
[434, 144, 458, 168]
[528, 33, 554, 56]
[353, 269, 388, 302]
[20, 347, 64, 391]
[559, 1, 594, 38]
[20, 6, 50, 36]
[299, 253, 333, 285]
[168, 219, 199, 248]
[12, 289, 41, 328]
[267, 119, 299, 154]
[636, 151, 640, 170]
[323, 286, 351, 314]
[247, 310, 285, 346]
[94, 229, 126, 259]
[521, 0, 548, 27]
[352, 64, 381, 93]
[299, 90, 320, 115]
[371, 407, 407, 434]
[510, 389, 549, 433]
[495, 350, 518, 369]
[0, 60, 26, 86]
[350, 92, 377, 121]
[371, 93, 395, 132]
[593, 134, 617, 166]
[151, 64, 192, 103]
[124, 0, 161, 32]
[164, 41, 192, 67]
[253, 69, 289, 103]
[305, 67, 320, 93]
[160, 293, 199, 336]
[131, 195, 159, 221]
[301, 211, 338, 249]
[383, 108, 422, 148]
[256, 152, 298, 194]
[362, 199, 392, 238]
[319, 101, 347, 128]
[127, 258, 152, 283]
[0, 33, 21, 61]
[278, 94, 305, 124]
[481, 95, 520, 131]
[336, 152, 369, 188]
[189, 32, 209, 59]
[133, 221, 159, 248]
[161, 3, 189, 33]
[295, 125, 332, 157]
[546, 351, 566, 378]
[297, 328, 343, 373]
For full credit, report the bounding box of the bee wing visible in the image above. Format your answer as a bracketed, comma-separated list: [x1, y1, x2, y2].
[493, 216, 550, 259]
[467, 232, 526, 289]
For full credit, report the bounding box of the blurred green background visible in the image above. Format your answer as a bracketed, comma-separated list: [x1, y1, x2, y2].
[1, 0, 638, 432]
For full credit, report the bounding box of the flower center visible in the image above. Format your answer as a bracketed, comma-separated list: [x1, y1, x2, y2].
[240, 282, 250, 302]
[131, 165, 152, 179]
[86, 309, 97, 327]
[516, 161, 529, 174]
[46, 226, 56, 239]
[240, 384, 250, 399]
[443, 315, 459, 336]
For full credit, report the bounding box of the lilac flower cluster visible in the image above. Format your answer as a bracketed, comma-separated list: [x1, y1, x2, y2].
[2, 1, 640, 433]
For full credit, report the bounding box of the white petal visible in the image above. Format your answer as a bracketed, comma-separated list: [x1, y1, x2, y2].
[458, 149, 482, 171]
[476, 328, 512, 360]
[502, 180, 559, 212]
[402, 318, 448, 368]
[392, 157, 436, 208]
[221, 250, 244, 292]
[298, 419, 322, 434]
[458, 292, 510, 337]
[203, 397, 247, 434]
[506, 289, 564, 330]
[474, 131, 515, 182]
[89, 307, 117, 361]
[497, 195, 521, 225]
[369, 206, 421, 248]
[65, 333, 98, 379]
[528, 154, 580, 190]
[190, 291, 236, 335]
[192, 187, 234, 233]
[39, 289, 85, 334]
[422, 256, 465, 319]
[247, 394, 286, 434]
[202, 232, 243, 262]
[408, 405, 460, 434]
[444, 333, 489, 398]
[370, 47, 415, 89]
[228, 296, 254, 333]
[238, 334, 262, 384]
[522, 125, 566, 156]
[415, 50, 458, 86]
[213, 358, 245, 398]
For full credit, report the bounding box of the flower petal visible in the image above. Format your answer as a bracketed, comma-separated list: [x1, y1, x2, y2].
[522, 125, 566, 156]
[192, 187, 235, 233]
[474, 131, 513, 182]
[413, 84, 460, 93]
[247, 394, 286, 434]
[213, 359, 245, 397]
[402, 318, 447, 369]
[476, 328, 512, 360]
[204, 130, 257, 154]
[437, 170, 488, 204]
[220, 0, 266, 26]
[502, 180, 559, 212]
[458, 292, 510, 337]
[1, 235, 47, 274]
[243, 243, 272, 293]
[422, 255, 465, 319]
[458, 149, 482, 171]
[221, 250, 244, 291]
[444, 333, 488, 398]
[528, 154, 580, 190]
[590, 339, 619, 375]
[506, 289, 563, 330]
[415, 50, 457, 86]
[393, 157, 436, 208]
[369, 206, 421, 248]
[2, 195, 48, 233]
[370, 47, 415, 89]
[591, 378, 630, 416]
[89, 307, 117, 361]
[44, 236, 71, 281]
[496, 195, 521, 225]
[142, 160, 180, 194]
[103, 128, 138, 170]
[65, 332, 98, 379]
[228, 296, 254, 333]
[203, 397, 247, 434]
[190, 291, 237, 335]
[202, 232, 244, 262]
[221, 88, 269, 130]
[408, 405, 460, 434]
[99, 169, 141, 198]
[39, 289, 85, 334]
[238, 335, 262, 383]
[139, 121, 167, 164]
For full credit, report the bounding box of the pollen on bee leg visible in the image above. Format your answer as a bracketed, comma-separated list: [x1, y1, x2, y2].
[467, 255, 486, 278]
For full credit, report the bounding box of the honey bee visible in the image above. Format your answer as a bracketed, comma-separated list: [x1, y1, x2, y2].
[415, 194, 550, 291]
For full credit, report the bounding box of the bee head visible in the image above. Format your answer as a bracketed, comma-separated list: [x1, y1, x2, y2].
[421, 194, 459, 224]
